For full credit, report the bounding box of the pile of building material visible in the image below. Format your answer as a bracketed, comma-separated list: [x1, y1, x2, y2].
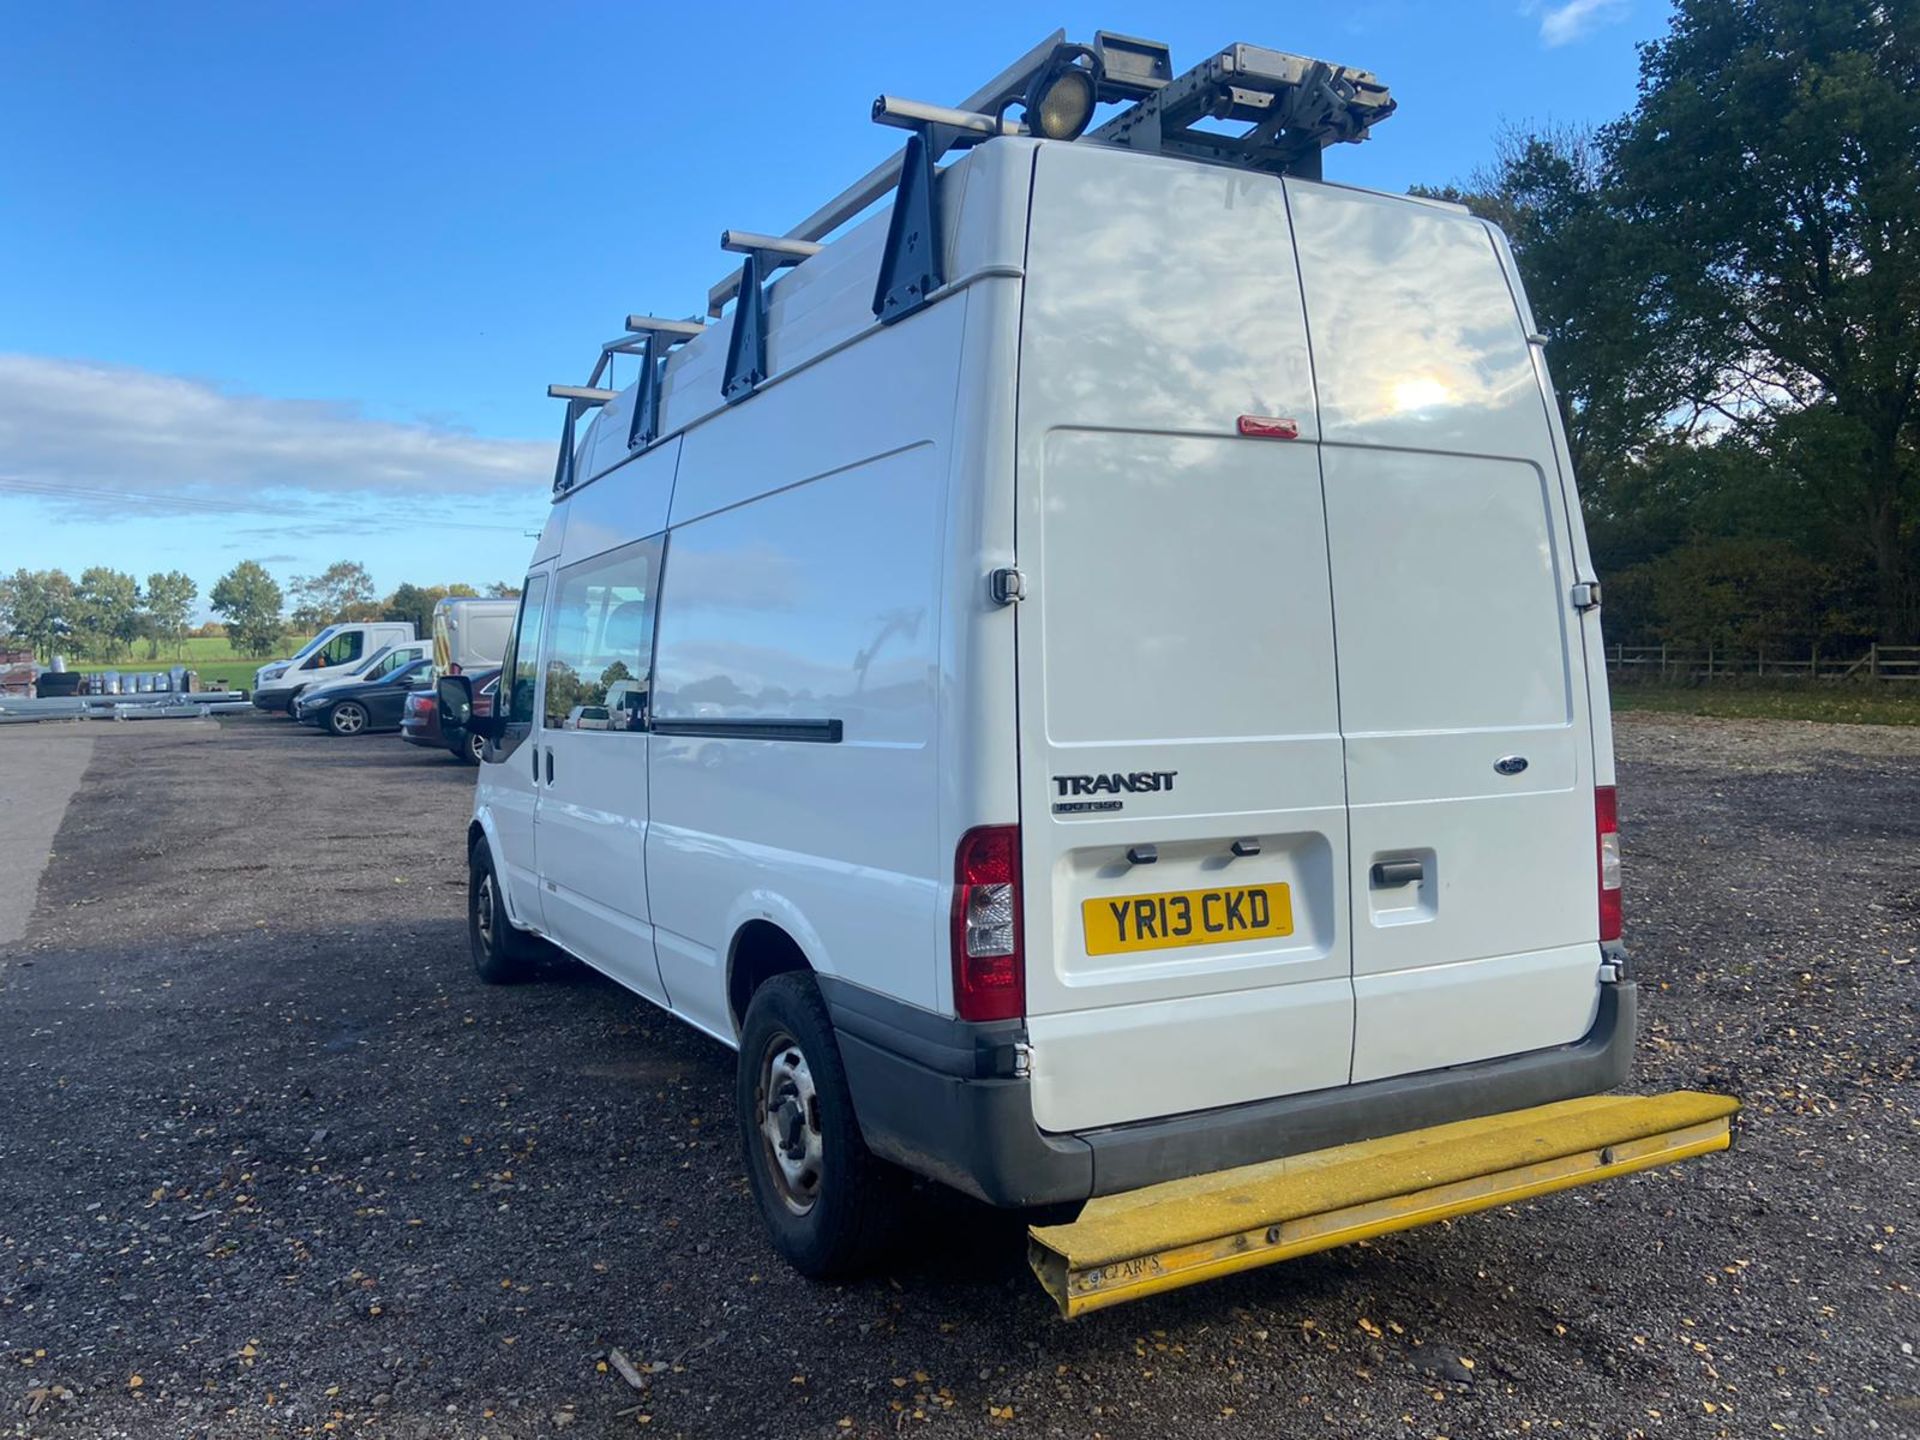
[0, 688, 251, 725]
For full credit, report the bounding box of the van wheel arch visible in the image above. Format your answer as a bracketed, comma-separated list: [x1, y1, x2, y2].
[726, 921, 814, 1041]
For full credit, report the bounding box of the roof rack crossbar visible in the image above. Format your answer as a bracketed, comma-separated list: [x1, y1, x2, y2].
[872, 97, 1024, 139]
[547, 385, 619, 404]
[625, 315, 709, 338]
[720, 231, 824, 260]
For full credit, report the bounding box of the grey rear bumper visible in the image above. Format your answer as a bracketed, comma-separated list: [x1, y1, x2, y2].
[825, 975, 1638, 1209]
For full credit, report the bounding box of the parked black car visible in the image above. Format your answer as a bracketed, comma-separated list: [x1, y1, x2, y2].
[296, 657, 436, 737]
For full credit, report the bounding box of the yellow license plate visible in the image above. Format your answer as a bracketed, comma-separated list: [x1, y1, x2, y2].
[1082, 883, 1294, 957]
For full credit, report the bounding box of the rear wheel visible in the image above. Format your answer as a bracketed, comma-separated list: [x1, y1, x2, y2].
[736, 972, 906, 1278]
[459, 729, 485, 765]
[328, 701, 368, 736]
[469, 842, 536, 983]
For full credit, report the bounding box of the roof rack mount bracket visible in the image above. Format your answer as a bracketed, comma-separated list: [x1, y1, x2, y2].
[868, 101, 1019, 327]
[716, 235, 823, 402]
[622, 317, 705, 451]
[872, 126, 948, 326]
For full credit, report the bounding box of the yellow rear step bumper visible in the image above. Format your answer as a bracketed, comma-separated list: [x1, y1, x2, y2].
[1028, 1090, 1738, 1318]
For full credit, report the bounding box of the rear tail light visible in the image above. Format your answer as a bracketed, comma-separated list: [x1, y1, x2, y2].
[1596, 785, 1622, 942]
[951, 825, 1024, 1022]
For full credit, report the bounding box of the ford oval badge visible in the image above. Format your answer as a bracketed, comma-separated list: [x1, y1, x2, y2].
[1494, 755, 1529, 776]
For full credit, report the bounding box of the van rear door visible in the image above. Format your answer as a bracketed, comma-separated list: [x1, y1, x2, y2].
[1013, 144, 1353, 1134]
[1286, 182, 1602, 1083]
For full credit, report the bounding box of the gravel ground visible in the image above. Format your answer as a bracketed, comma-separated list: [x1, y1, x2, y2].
[0, 711, 1914, 1439]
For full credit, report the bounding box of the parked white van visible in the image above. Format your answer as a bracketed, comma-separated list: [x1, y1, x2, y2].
[448, 37, 1636, 1283]
[253, 621, 417, 713]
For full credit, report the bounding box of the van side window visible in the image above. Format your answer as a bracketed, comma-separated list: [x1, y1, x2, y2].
[542, 537, 663, 733]
[305, 630, 364, 670]
[502, 576, 550, 726]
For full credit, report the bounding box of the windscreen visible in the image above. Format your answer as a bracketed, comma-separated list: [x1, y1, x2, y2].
[354, 644, 395, 677]
[289, 626, 339, 661]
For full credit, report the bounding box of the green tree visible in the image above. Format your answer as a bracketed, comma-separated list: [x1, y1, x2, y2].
[381, 581, 484, 635]
[211, 561, 286, 658]
[1416, 126, 1727, 493]
[381, 582, 436, 635]
[0, 569, 77, 662]
[485, 581, 522, 599]
[74, 567, 141, 661]
[1609, 0, 1920, 638]
[143, 570, 197, 660]
[1613, 536, 1852, 653]
[288, 560, 379, 627]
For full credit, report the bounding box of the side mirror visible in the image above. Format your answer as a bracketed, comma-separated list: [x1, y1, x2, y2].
[436, 675, 473, 729]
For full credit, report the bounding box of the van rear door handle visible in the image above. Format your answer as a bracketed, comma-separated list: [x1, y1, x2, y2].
[530, 744, 539, 783]
[545, 750, 554, 786]
[1370, 859, 1424, 887]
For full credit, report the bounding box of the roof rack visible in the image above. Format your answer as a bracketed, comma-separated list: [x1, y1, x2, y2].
[548, 32, 1396, 487]
[548, 316, 709, 492]
[702, 30, 1069, 320]
[1087, 43, 1394, 181]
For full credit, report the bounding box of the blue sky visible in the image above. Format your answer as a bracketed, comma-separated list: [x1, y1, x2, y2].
[0, 1, 1656, 616]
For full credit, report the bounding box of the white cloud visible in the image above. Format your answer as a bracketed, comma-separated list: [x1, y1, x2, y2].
[0, 353, 548, 521]
[1537, 0, 1630, 46]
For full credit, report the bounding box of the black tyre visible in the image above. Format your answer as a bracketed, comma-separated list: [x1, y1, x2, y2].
[283, 688, 304, 717]
[468, 842, 536, 983]
[458, 729, 485, 765]
[736, 972, 907, 1278]
[327, 701, 368, 736]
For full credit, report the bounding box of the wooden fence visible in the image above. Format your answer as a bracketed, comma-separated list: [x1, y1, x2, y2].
[1606, 643, 1920, 683]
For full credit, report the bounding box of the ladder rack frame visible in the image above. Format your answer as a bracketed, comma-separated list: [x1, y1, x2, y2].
[548, 30, 1399, 492]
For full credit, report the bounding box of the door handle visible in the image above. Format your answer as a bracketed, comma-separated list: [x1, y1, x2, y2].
[545, 749, 554, 786]
[530, 744, 540, 783]
[1370, 859, 1424, 888]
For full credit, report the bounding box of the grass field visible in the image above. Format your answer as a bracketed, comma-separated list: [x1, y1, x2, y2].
[61, 635, 316, 696]
[1610, 682, 1920, 726]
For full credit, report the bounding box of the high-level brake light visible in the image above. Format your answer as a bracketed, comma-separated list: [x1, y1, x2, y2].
[1596, 786, 1622, 942]
[952, 826, 1024, 1022]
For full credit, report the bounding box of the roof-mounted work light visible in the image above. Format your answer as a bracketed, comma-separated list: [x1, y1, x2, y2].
[1021, 45, 1101, 141]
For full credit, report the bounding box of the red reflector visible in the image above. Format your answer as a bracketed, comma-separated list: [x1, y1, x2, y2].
[951, 825, 1024, 1023]
[1237, 415, 1300, 439]
[1596, 786, 1622, 942]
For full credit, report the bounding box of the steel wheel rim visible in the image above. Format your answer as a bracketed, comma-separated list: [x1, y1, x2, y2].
[335, 704, 365, 734]
[475, 872, 496, 951]
[756, 1031, 823, 1215]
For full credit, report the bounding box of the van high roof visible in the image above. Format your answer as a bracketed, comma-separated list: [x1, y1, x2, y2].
[546, 33, 1399, 501]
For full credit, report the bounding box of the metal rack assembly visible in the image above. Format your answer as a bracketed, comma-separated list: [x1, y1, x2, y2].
[547, 31, 1396, 489]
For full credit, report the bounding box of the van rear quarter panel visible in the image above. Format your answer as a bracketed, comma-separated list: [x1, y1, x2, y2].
[646, 302, 974, 1035]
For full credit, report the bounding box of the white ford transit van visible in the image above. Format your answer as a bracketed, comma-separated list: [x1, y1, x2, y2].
[454, 37, 1631, 1281]
[253, 621, 417, 713]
